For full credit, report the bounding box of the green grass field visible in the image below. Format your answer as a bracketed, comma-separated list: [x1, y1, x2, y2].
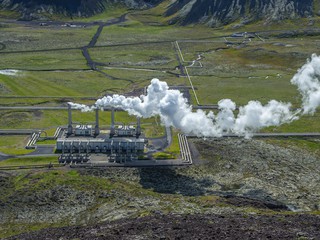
[1, 9, 320, 154]
[96, 20, 222, 46]
[90, 42, 178, 70]
[0, 24, 98, 51]
[0, 156, 58, 167]
[190, 74, 298, 105]
[0, 70, 134, 99]
[0, 50, 87, 70]
[0, 136, 33, 155]
[69, 5, 128, 22]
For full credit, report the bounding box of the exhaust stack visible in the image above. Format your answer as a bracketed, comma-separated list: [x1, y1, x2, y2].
[110, 108, 115, 138]
[67, 104, 73, 136]
[136, 117, 141, 138]
[94, 108, 100, 136]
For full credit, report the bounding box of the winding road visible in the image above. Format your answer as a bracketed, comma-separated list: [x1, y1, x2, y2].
[81, 14, 127, 73]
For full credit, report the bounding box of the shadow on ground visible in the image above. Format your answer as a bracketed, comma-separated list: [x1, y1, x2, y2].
[139, 167, 218, 196]
[139, 167, 289, 210]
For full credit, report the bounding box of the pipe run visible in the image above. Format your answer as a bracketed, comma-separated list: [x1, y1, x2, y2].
[67, 104, 73, 136]
[110, 108, 115, 138]
[94, 108, 100, 136]
[136, 117, 141, 138]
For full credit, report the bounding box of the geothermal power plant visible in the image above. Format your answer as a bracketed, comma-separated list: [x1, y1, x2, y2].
[56, 104, 145, 164]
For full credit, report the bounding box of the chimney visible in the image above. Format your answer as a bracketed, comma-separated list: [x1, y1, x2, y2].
[94, 108, 100, 136]
[67, 104, 73, 136]
[110, 108, 115, 138]
[136, 117, 141, 138]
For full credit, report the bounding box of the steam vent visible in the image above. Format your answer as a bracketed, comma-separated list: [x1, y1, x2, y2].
[56, 104, 145, 164]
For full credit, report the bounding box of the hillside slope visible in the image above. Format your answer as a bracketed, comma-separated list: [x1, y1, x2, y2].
[1, 0, 320, 25]
[0, 0, 160, 19]
[165, 0, 320, 26]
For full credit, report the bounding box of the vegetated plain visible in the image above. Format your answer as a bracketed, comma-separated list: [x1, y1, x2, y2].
[0, 136, 33, 155]
[1, 3, 320, 238]
[0, 24, 98, 51]
[90, 42, 179, 70]
[0, 4, 319, 159]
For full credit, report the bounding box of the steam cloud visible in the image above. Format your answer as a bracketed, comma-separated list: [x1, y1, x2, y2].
[291, 54, 320, 114]
[0, 69, 20, 76]
[69, 54, 320, 137]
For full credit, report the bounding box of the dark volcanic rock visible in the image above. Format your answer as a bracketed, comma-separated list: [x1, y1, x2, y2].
[6, 213, 320, 239]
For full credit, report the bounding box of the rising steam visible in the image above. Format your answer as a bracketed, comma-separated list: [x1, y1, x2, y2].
[69, 54, 320, 137]
[291, 54, 320, 114]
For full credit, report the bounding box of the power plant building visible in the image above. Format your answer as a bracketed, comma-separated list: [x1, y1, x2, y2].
[56, 105, 145, 163]
[56, 137, 145, 154]
[74, 125, 93, 136]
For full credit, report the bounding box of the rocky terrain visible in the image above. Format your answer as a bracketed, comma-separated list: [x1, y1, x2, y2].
[192, 138, 320, 212]
[0, 138, 320, 238]
[1, 0, 320, 25]
[0, 0, 161, 20]
[7, 213, 320, 239]
[166, 0, 319, 26]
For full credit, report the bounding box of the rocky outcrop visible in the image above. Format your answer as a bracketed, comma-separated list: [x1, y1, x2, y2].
[165, 0, 317, 27]
[0, 0, 161, 20]
[191, 138, 320, 212]
[8, 213, 320, 240]
[1, 0, 318, 25]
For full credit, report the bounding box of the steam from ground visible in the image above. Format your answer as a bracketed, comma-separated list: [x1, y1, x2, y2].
[0, 69, 20, 76]
[69, 54, 320, 137]
[291, 54, 320, 114]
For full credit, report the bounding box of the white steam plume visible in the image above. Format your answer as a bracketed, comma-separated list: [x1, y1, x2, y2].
[291, 53, 320, 114]
[69, 54, 320, 137]
[0, 69, 20, 76]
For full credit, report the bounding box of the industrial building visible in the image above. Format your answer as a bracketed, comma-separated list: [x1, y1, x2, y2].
[56, 105, 145, 164]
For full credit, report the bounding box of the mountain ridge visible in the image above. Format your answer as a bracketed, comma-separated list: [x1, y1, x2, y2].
[0, 0, 160, 20]
[1, 0, 320, 26]
[165, 0, 320, 27]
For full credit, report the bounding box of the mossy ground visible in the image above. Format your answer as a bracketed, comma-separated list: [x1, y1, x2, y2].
[0, 136, 32, 155]
[1, 165, 313, 239]
[0, 156, 58, 167]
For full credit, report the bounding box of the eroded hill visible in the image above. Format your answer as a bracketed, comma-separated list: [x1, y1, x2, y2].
[165, 0, 319, 26]
[1, 0, 320, 25]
